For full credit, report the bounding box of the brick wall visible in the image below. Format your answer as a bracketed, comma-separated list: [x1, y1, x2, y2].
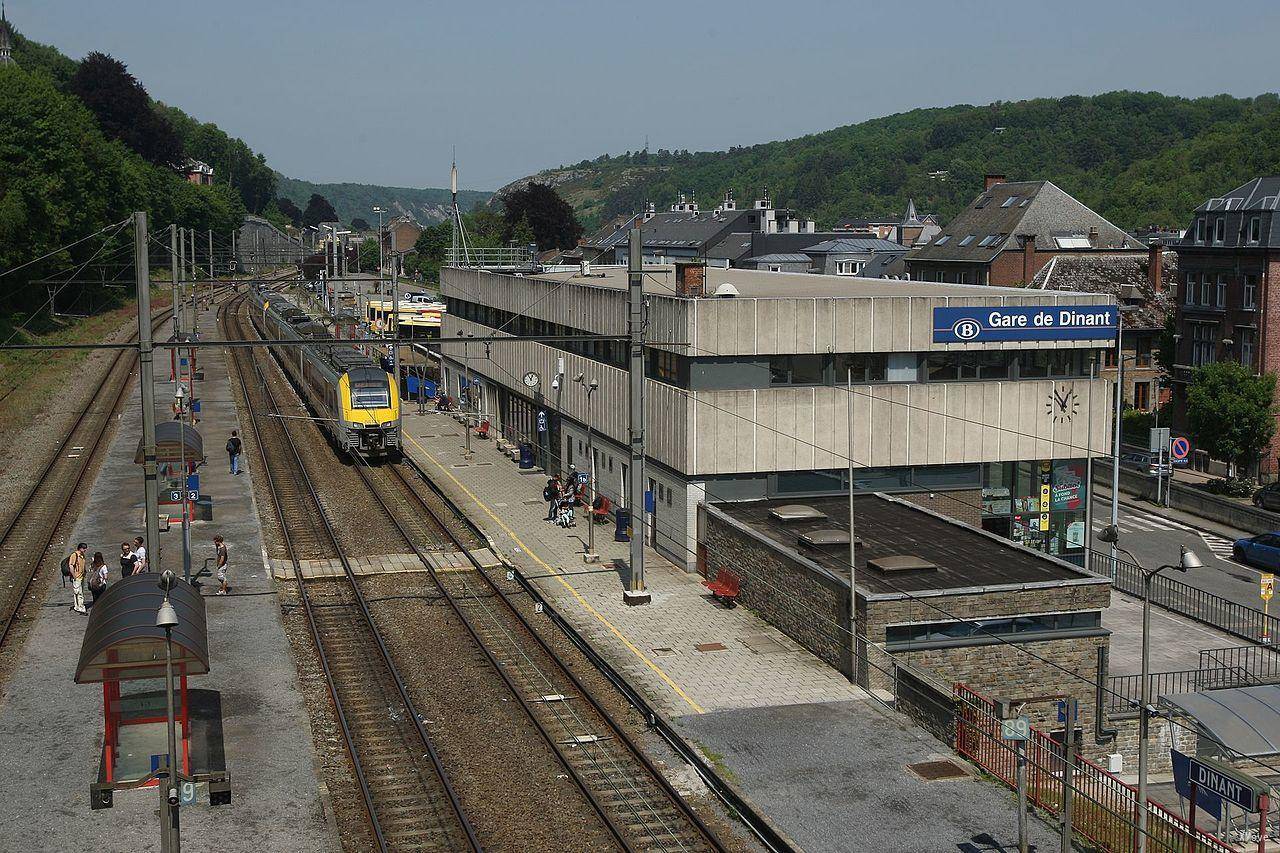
[701, 507, 852, 675]
[898, 489, 982, 527]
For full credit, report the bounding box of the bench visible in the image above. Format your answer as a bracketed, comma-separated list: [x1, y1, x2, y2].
[475, 420, 491, 439]
[702, 568, 740, 607]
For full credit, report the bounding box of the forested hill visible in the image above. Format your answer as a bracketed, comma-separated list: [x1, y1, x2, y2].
[274, 174, 491, 228]
[509, 92, 1280, 231]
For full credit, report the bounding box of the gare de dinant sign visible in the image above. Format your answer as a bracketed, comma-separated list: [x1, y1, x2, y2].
[933, 306, 1119, 343]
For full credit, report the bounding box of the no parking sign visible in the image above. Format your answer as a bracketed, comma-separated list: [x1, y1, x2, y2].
[1170, 436, 1191, 461]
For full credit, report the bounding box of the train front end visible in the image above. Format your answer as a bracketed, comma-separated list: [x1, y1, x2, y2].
[338, 367, 401, 457]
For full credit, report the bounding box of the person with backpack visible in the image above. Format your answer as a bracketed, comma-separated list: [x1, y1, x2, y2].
[87, 552, 108, 607]
[543, 475, 561, 521]
[227, 430, 243, 475]
[67, 543, 88, 615]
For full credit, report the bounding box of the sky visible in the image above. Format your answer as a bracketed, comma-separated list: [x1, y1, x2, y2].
[12, 0, 1280, 191]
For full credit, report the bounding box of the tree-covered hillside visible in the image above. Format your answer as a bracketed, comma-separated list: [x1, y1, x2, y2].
[274, 174, 491, 228]
[511, 92, 1280, 231]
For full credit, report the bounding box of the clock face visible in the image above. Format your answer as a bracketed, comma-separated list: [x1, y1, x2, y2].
[1046, 386, 1080, 423]
[523, 371, 540, 388]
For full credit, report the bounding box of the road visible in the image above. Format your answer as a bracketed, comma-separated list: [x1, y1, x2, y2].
[1089, 495, 1271, 615]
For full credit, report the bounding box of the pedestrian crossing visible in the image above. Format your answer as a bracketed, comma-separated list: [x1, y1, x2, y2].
[1093, 509, 1237, 561]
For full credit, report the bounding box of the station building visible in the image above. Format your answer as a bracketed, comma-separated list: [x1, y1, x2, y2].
[438, 263, 1118, 570]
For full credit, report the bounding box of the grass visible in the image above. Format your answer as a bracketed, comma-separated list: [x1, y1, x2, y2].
[689, 739, 738, 784]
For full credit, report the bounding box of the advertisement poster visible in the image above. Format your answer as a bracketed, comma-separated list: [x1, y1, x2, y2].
[1052, 461, 1085, 511]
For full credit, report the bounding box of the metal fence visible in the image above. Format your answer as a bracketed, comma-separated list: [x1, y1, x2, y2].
[1105, 666, 1259, 717]
[955, 684, 1232, 852]
[1090, 550, 1280, 645]
[1199, 643, 1280, 680]
[445, 247, 534, 268]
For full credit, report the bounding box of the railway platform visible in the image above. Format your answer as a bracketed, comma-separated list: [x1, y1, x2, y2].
[0, 302, 338, 852]
[401, 411, 1062, 851]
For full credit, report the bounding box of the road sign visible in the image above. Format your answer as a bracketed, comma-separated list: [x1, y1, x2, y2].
[1262, 574, 1275, 602]
[1170, 436, 1191, 461]
[1001, 716, 1031, 741]
[1149, 427, 1171, 453]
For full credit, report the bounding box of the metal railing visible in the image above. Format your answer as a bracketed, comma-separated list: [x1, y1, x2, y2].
[1105, 666, 1258, 717]
[956, 684, 1232, 852]
[1090, 550, 1280, 645]
[445, 247, 534, 268]
[1199, 643, 1280, 679]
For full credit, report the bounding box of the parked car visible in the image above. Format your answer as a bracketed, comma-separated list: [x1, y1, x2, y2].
[1254, 482, 1280, 512]
[1119, 451, 1160, 477]
[1232, 532, 1280, 569]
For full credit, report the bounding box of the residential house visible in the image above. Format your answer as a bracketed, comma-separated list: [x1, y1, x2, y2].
[832, 200, 940, 247]
[1033, 243, 1176, 411]
[906, 175, 1144, 285]
[1172, 177, 1280, 475]
[799, 237, 909, 279]
[182, 160, 214, 186]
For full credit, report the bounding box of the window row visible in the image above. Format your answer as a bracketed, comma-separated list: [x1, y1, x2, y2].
[1192, 215, 1265, 246]
[1184, 272, 1257, 309]
[884, 611, 1102, 648]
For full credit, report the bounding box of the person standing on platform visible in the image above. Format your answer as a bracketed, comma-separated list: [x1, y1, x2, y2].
[227, 430, 243, 475]
[132, 536, 148, 573]
[119, 542, 137, 579]
[67, 543, 87, 615]
[543, 475, 561, 521]
[87, 552, 108, 607]
[214, 535, 229, 595]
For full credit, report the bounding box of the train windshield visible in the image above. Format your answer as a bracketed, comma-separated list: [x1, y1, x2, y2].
[350, 380, 391, 409]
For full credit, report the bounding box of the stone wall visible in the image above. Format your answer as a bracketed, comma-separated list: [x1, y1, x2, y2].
[701, 506, 852, 675]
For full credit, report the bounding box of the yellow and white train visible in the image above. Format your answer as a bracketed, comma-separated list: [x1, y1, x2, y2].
[252, 288, 401, 460]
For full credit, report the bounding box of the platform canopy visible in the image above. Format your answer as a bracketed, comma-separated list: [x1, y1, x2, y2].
[1160, 685, 1280, 759]
[134, 421, 203, 465]
[75, 576, 209, 683]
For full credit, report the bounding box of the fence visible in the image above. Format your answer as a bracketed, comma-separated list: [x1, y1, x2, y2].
[1090, 550, 1280, 645]
[445, 247, 533, 268]
[1200, 643, 1280, 680]
[1105, 665, 1261, 717]
[955, 684, 1232, 852]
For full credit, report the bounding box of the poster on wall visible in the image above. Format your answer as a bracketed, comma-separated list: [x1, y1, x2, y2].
[1066, 521, 1086, 549]
[1051, 461, 1085, 511]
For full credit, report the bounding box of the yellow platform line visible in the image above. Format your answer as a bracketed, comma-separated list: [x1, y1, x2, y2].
[405, 432, 705, 715]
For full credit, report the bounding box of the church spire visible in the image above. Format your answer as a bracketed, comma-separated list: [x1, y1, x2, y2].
[902, 198, 919, 225]
[0, 3, 15, 67]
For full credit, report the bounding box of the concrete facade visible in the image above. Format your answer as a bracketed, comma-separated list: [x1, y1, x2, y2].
[440, 265, 1117, 569]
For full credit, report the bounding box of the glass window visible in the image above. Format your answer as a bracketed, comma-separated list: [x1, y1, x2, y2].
[1244, 274, 1258, 309]
[934, 235, 951, 245]
[1185, 273, 1196, 306]
[958, 235, 975, 247]
[1250, 216, 1262, 244]
[772, 469, 845, 495]
[1191, 323, 1218, 367]
[1240, 328, 1257, 368]
[1200, 274, 1211, 307]
[1216, 274, 1227, 307]
[791, 355, 827, 385]
[1133, 382, 1150, 410]
[1195, 218, 1206, 243]
[982, 462, 1013, 515]
[350, 380, 391, 409]
[885, 611, 1101, 647]
[1215, 217, 1226, 243]
[1134, 336, 1152, 368]
[842, 353, 887, 383]
[925, 353, 958, 381]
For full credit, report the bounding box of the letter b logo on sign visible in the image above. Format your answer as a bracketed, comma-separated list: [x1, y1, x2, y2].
[952, 318, 981, 341]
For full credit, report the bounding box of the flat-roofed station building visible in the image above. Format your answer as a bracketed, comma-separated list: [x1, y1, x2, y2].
[438, 262, 1118, 568]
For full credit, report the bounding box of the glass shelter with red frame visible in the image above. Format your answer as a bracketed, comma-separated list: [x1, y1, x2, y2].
[75, 575, 210, 808]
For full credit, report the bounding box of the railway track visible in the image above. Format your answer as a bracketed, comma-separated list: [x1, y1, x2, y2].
[220, 292, 479, 853]
[353, 453, 726, 853]
[0, 306, 179, 655]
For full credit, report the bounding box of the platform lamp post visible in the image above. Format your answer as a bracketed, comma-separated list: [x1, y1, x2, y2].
[373, 206, 385, 296]
[1109, 306, 1138, 581]
[574, 373, 599, 561]
[174, 384, 191, 583]
[156, 571, 182, 853]
[1096, 526, 1201, 853]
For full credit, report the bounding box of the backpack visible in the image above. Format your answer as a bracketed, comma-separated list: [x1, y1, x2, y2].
[60, 555, 71, 578]
[226, 439, 238, 454]
[543, 484, 555, 502]
[88, 570, 105, 592]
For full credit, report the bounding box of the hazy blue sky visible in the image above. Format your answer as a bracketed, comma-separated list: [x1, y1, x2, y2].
[12, 0, 1279, 190]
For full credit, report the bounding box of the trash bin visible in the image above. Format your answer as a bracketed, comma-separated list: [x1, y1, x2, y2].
[518, 442, 535, 469]
[614, 507, 631, 542]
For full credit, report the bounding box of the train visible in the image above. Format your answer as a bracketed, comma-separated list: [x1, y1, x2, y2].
[250, 286, 401, 460]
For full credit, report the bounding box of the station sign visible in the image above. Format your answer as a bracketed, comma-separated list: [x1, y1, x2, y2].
[1172, 750, 1268, 814]
[933, 306, 1119, 343]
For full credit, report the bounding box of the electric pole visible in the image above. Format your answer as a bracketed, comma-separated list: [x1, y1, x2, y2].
[169, 225, 181, 340]
[624, 227, 650, 606]
[136, 212, 161, 575]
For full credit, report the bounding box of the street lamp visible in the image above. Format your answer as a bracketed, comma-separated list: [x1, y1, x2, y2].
[574, 373, 600, 561]
[156, 570, 182, 853]
[1096, 526, 1201, 853]
[372, 206, 385, 296]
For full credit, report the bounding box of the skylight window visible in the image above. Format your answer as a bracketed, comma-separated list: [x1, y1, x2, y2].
[975, 196, 991, 209]
[1001, 196, 1018, 208]
[958, 235, 975, 246]
[934, 235, 951, 245]
[978, 235, 1000, 247]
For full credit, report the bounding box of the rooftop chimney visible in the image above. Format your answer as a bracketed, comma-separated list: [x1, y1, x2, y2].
[674, 260, 706, 297]
[1021, 234, 1036, 283]
[1148, 239, 1163, 293]
[1088, 225, 1100, 247]
[984, 173, 1006, 191]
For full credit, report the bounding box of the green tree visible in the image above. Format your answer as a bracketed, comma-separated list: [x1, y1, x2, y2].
[68, 52, 184, 167]
[357, 237, 379, 271]
[351, 216, 371, 232]
[276, 197, 303, 226]
[302, 193, 338, 227]
[1185, 361, 1278, 476]
[499, 182, 582, 250]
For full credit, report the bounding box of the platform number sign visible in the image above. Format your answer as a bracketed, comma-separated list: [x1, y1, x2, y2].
[1262, 574, 1274, 602]
[1000, 716, 1031, 741]
[178, 780, 197, 807]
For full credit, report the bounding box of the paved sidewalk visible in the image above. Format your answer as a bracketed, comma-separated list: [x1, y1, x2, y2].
[0, 304, 337, 852]
[402, 411, 863, 717]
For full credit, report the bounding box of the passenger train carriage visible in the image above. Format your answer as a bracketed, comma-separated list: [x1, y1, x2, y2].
[251, 287, 401, 460]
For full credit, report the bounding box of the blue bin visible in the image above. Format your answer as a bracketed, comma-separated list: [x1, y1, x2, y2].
[614, 508, 631, 542]
[518, 443, 535, 469]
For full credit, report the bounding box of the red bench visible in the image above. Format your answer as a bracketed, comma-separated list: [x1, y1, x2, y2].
[702, 569, 740, 607]
[474, 419, 491, 439]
